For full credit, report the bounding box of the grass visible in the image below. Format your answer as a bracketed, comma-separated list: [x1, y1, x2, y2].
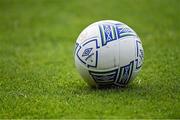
[0, 0, 180, 118]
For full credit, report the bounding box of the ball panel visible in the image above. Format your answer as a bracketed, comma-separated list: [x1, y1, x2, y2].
[76, 24, 100, 45]
[118, 36, 137, 67]
[97, 40, 119, 69]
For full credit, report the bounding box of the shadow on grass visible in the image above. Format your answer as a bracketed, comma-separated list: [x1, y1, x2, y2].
[87, 83, 148, 91]
[70, 82, 151, 98]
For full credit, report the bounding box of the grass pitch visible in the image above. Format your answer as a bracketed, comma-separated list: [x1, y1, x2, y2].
[0, 0, 180, 118]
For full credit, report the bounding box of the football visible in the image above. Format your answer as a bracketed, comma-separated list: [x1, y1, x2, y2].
[74, 20, 144, 88]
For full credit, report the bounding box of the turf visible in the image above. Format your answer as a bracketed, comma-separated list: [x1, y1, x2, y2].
[0, 0, 180, 119]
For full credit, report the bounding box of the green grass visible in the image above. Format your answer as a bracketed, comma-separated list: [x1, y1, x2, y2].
[0, 0, 180, 118]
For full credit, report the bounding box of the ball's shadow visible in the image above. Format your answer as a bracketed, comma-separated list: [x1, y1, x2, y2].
[78, 83, 149, 96]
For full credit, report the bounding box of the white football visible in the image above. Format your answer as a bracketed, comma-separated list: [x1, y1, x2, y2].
[74, 20, 144, 88]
